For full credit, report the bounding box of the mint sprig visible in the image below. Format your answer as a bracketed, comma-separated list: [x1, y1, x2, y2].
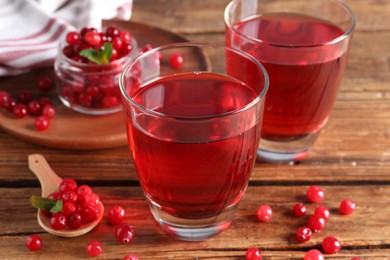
[79, 42, 113, 64]
[30, 195, 63, 213]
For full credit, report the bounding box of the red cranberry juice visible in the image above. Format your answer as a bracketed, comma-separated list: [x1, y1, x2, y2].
[126, 72, 261, 219]
[226, 13, 349, 140]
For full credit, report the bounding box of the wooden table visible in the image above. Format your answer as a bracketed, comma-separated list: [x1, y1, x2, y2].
[1, 0, 389, 259]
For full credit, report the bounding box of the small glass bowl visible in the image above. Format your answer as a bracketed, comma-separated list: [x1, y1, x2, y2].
[54, 38, 138, 115]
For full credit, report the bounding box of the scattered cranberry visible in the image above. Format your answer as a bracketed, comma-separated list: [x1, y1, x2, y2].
[340, 199, 356, 215]
[13, 104, 28, 118]
[37, 76, 52, 92]
[59, 178, 78, 193]
[39, 97, 52, 107]
[115, 224, 135, 244]
[245, 247, 262, 260]
[322, 236, 341, 254]
[0, 91, 10, 107]
[307, 214, 326, 232]
[26, 234, 42, 251]
[27, 101, 42, 116]
[256, 205, 272, 222]
[169, 53, 184, 69]
[295, 226, 312, 243]
[107, 205, 125, 225]
[292, 203, 307, 217]
[86, 241, 103, 257]
[18, 90, 32, 104]
[304, 249, 324, 260]
[315, 205, 330, 221]
[4, 97, 16, 112]
[42, 104, 56, 118]
[50, 213, 67, 230]
[123, 254, 139, 260]
[306, 185, 325, 203]
[34, 116, 50, 131]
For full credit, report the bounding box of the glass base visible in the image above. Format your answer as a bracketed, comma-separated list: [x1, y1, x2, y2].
[59, 95, 122, 115]
[257, 131, 320, 163]
[148, 201, 237, 241]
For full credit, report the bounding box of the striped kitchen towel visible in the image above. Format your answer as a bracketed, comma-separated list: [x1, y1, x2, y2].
[0, 0, 132, 77]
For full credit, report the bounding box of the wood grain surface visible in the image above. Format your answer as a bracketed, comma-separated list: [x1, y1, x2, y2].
[0, 0, 389, 259]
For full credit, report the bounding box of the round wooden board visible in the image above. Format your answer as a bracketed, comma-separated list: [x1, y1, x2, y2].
[0, 21, 189, 150]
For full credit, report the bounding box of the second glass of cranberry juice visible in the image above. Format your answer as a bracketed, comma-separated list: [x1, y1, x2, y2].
[119, 43, 268, 241]
[225, 0, 356, 163]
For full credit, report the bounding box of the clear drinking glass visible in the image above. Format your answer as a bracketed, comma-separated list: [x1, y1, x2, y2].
[119, 43, 268, 241]
[225, 0, 356, 163]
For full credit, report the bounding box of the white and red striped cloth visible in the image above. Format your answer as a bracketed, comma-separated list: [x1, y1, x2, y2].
[0, 0, 132, 76]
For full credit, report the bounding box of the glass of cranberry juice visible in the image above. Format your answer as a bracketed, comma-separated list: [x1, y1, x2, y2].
[225, 0, 356, 163]
[119, 43, 268, 241]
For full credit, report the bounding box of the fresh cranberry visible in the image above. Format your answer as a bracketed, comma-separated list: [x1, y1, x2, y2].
[292, 203, 307, 217]
[79, 204, 100, 223]
[112, 37, 123, 51]
[61, 191, 78, 204]
[256, 205, 272, 222]
[315, 205, 330, 221]
[340, 199, 356, 215]
[76, 185, 92, 198]
[62, 202, 77, 216]
[0, 91, 10, 107]
[107, 206, 125, 225]
[66, 31, 81, 46]
[34, 116, 50, 131]
[42, 104, 56, 118]
[84, 31, 101, 47]
[39, 97, 51, 107]
[80, 193, 100, 207]
[322, 236, 341, 254]
[27, 101, 42, 116]
[304, 249, 324, 260]
[18, 90, 32, 104]
[169, 53, 184, 69]
[120, 31, 132, 44]
[106, 26, 120, 37]
[80, 27, 90, 38]
[26, 234, 42, 251]
[50, 213, 67, 230]
[351, 258, 362, 260]
[245, 247, 262, 260]
[77, 92, 93, 107]
[115, 224, 135, 244]
[306, 185, 325, 203]
[4, 97, 17, 112]
[68, 212, 82, 229]
[86, 86, 100, 98]
[63, 45, 75, 57]
[13, 104, 28, 118]
[48, 191, 61, 200]
[86, 241, 103, 257]
[37, 76, 52, 92]
[123, 254, 139, 260]
[295, 226, 312, 243]
[120, 43, 133, 56]
[307, 214, 326, 232]
[102, 95, 120, 108]
[59, 178, 78, 193]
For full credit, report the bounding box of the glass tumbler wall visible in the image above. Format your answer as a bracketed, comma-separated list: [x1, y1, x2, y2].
[225, 0, 356, 163]
[119, 43, 268, 241]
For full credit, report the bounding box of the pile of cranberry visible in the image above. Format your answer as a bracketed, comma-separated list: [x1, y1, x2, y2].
[0, 77, 56, 131]
[26, 178, 138, 259]
[247, 185, 358, 260]
[57, 26, 135, 111]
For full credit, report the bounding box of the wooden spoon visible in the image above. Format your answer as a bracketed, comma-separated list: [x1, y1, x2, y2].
[28, 154, 104, 237]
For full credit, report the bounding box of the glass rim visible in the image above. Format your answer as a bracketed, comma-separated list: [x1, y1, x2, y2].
[224, 0, 356, 48]
[119, 42, 269, 121]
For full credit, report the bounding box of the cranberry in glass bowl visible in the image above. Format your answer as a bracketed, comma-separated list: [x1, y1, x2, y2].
[54, 27, 138, 115]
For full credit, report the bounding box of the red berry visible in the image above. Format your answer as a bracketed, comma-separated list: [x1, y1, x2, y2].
[86, 241, 103, 257]
[18, 90, 32, 104]
[292, 203, 307, 217]
[39, 97, 52, 107]
[38, 76, 52, 92]
[295, 226, 312, 243]
[120, 31, 132, 44]
[306, 185, 325, 203]
[42, 104, 56, 118]
[62, 202, 76, 216]
[123, 254, 139, 260]
[245, 247, 262, 260]
[169, 53, 184, 69]
[68, 213, 82, 229]
[340, 199, 356, 215]
[4, 97, 17, 112]
[115, 224, 135, 244]
[27, 101, 42, 116]
[120, 43, 133, 56]
[351, 258, 362, 260]
[304, 249, 324, 260]
[315, 205, 330, 221]
[0, 91, 10, 107]
[63, 45, 75, 57]
[35, 116, 50, 131]
[256, 205, 272, 222]
[307, 214, 326, 232]
[80, 193, 100, 207]
[84, 31, 101, 47]
[50, 213, 67, 230]
[322, 236, 341, 254]
[13, 104, 28, 118]
[106, 26, 120, 37]
[66, 31, 81, 46]
[112, 37, 123, 51]
[79, 204, 100, 223]
[59, 178, 78, 193]
[76, 184, 92, 198]
[107, 205, 125, 225]
[48, 191, 61, 200]
[61, 191, 78, 204]
[102, 95, 120, 108]
[26, 234, 42, 251]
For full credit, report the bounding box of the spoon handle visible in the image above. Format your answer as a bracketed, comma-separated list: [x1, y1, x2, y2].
[28, 154, 62, 197]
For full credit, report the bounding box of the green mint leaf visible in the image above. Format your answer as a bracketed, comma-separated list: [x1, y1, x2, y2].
[79, 43, 113, 65]
[30, 195, 63, 213]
